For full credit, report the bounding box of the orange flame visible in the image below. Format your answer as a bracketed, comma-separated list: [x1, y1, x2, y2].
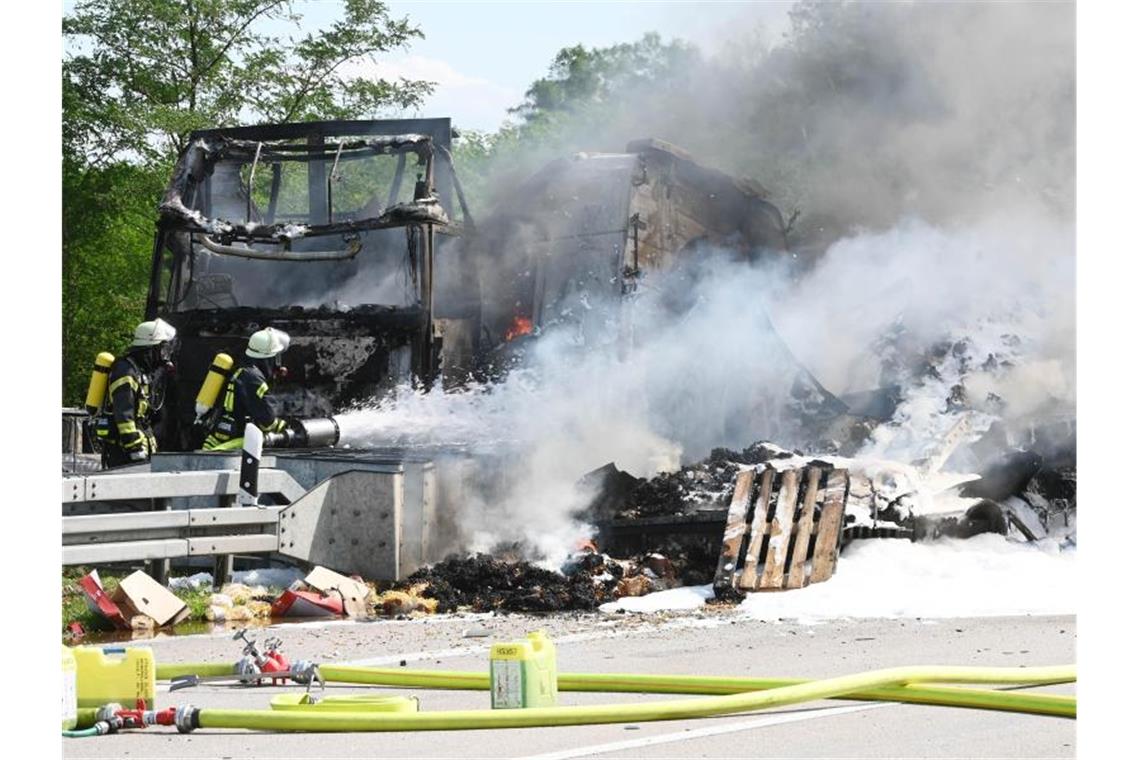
[505, 315, 534, 342]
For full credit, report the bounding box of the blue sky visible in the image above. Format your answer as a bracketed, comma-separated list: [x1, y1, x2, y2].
[361, 1, 795, 131]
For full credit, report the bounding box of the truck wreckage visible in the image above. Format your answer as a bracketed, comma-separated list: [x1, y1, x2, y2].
[62, 118, 1076, 614]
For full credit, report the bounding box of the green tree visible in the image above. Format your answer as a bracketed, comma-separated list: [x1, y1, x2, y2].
[449, 33, 699, 217]
[63, 0, 433, 165]
[62, 0, 435, 403]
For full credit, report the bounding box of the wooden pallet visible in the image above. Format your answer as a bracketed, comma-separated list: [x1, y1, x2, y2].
[713, 464, 849, 593]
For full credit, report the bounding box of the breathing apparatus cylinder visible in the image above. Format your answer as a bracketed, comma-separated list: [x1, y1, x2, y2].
[195, 353, 234, 417]
[84, 353, 116, 415]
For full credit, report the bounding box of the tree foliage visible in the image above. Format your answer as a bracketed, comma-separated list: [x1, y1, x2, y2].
[62, 0, 434, 403]
[63, 0, 433, 165]
[450, 33, 699, 218]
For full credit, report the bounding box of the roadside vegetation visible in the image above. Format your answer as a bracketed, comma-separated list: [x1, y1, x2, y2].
[61, 566, 213, 637]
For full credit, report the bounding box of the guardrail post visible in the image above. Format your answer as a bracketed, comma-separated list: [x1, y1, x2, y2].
[213, 554, 234, 589]
[147, 496, 172, 584]
[239, 424, 263, 507]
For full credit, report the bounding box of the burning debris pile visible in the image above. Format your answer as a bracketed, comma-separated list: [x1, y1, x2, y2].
[581, 442, 801, 522]
[379, 550, 704, 616]
[392, 553, 614, 614]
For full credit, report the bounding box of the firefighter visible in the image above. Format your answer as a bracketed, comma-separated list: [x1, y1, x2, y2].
[93, 319, 178, 467]
[201, 327, 291, 451]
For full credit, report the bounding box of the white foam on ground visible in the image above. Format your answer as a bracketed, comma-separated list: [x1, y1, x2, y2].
[740, 535, 1075, 622]
[598, 536, 1074, 620]
[600, 584, 714, 613]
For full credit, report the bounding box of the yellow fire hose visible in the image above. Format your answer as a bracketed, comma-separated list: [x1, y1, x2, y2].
[316, 665, 1076, 719]
[130, 662, 1073, 732]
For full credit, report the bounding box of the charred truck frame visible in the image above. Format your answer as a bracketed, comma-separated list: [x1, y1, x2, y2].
[147, 119, 476, 449]
[472, 138, 791, 350]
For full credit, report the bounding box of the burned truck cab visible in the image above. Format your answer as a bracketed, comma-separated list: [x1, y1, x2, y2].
[146, 119, 476, 449]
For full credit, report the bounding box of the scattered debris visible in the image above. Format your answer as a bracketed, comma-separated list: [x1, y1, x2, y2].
[270, 585, 346, 618]
[301, 566, 372, 618]
[77, 570, 128, 629]
[396, 554, 617, 613]
[269, 566, 374, 619]
[78, 569, 189, 630]
[581, 442, 803, 524]
[714, 464, 849, 596]
[374, 584, 439, 616]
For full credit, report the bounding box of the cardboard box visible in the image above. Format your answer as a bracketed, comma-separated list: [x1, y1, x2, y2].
[302, 566, 372, 618]
[110, 570, 190, 628]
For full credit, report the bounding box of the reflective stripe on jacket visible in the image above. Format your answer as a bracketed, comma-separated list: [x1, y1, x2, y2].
[95, 354, 156, 456]
[202, 362, 285, 451]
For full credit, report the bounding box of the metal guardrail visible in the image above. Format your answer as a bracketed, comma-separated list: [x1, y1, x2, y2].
[63, 469, 306, 504]
[62, 506, 283, 565]
[61, 462, 432, 582]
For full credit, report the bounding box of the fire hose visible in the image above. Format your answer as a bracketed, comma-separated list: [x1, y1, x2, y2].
[65, 662, 1075, 734]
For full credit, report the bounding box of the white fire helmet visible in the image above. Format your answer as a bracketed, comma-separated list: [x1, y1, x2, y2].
[130, 318, 177, 347]
[246, 327, 291, 359]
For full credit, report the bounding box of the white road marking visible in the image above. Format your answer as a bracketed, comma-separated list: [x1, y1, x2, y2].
[522, 702, 894, 760]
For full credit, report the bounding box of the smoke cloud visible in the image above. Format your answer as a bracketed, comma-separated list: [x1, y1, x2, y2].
[337, 1, 1075, 561]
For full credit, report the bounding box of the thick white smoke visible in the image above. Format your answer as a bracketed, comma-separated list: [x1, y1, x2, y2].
[337, 252, 821, 560]
[337, 211, 1073, 561]
[336, 1, 1074, 562]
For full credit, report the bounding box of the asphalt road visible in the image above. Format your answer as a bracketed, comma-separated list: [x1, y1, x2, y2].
[63, 610, 1075, 759]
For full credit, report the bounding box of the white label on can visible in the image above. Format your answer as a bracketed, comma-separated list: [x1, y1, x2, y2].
[62, 667, 77, 726]
[491, 659, 522, 709]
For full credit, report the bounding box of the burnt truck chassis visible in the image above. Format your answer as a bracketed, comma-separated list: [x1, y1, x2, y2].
[146, 119, 477, 450]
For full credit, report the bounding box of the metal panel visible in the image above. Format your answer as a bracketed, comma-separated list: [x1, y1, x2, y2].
[150, 452, 278, 472]
[63, 507, 280, 537]
[186, 507, 282, 528]
[278, 470, 402, 580]
[259, 471, 306, 502]
[63, 477, 87, 502]
[76, 471, 239, 501]
[64, 539, 187, 565]
[63, 468, 303, 504]
[63, 511, 190, 535]
[399, 462, 426, 578]
[187, 535, 279, 556]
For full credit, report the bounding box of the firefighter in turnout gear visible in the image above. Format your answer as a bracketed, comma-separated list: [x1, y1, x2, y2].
[93, 319, 178, 467]
[201, 328, 291, 451]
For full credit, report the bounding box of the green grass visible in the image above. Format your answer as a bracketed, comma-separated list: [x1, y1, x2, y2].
[62, 566, 216, 637]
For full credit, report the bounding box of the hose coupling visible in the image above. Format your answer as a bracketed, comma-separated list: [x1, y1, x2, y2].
[175, 705, 200, 734]
[95, 703, 123, 723]
[290, 660, 316, 684]
[235, 654, 261, 678]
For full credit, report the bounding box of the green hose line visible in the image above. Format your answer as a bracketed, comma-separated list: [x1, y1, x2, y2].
[157, 661, 1076, 721]
[62, 727, 100, 738]
[318, 666, 1076, 719]
[193, 664, 1074, 732]
[73, 708, 100, 730]
[156, 662, 236, 679]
